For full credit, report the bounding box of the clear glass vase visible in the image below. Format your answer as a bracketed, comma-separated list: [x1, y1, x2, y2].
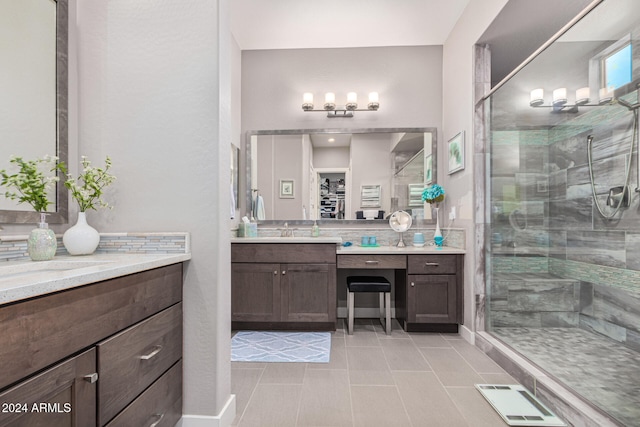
[27, 213, 57, 261]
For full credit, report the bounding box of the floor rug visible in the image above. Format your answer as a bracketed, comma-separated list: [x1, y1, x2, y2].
[231, 331, 331, 363]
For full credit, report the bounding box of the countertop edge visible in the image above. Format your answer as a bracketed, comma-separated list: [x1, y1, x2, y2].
[0, 253, 191, 306]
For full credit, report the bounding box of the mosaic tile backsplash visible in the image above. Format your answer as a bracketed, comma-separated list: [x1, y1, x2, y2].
[0, 232, 190, 262]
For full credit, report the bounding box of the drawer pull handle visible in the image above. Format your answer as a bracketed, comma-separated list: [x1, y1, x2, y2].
[83, 373, 98, 384]
[424, 262, 440, 267]
[365, 260, 379, 265]
[140, 345, 163, 360]
[149, 413, 165, 427]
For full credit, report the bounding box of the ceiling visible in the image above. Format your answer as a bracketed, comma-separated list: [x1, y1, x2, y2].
[230, 0, 471, 50]
[230, 0, 593, 87]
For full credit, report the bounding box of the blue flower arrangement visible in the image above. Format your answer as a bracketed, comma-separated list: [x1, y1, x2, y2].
[422, 184, 445, 204]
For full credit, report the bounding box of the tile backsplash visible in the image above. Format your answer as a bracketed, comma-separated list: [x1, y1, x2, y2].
[0, 232, 190, 262]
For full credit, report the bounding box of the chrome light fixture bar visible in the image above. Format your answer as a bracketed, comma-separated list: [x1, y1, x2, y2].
[529, 87, 614, 113]
[302, 92, 379, 118]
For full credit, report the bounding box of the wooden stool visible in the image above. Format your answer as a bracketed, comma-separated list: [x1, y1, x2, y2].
[346, 276, 391, 335]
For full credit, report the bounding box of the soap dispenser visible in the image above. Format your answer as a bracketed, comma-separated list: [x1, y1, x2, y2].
[311, 221, 320, 237]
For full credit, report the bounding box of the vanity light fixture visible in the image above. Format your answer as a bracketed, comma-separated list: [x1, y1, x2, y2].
[302, 92, 380, 118]
[528, 86, 608, 113]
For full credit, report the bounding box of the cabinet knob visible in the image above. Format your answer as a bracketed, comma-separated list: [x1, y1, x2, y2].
[274, 270, 278, 275]
[411, 282, 415, 287]
[140, 345, 163, 360]
[149, 413, 165, 427]
[424, 262, 439, 267]
[83, 373, 98, 384]
[282, 270, 286, 275]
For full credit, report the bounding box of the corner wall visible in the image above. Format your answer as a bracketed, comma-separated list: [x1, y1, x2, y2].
[442, 0, 510, 337]
[76, 0, 233, 422]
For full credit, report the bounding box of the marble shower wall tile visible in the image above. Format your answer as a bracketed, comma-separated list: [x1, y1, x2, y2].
[627, 233, 640, 271]
[566, 230, 626, 268]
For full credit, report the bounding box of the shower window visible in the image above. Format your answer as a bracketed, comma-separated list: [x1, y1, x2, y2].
[481, 1, 640, 425]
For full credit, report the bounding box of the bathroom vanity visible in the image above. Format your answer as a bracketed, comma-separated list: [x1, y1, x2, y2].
[0, 254, 189, 427]
[231, 238, 340, 330]
[231, 238, 465, 332]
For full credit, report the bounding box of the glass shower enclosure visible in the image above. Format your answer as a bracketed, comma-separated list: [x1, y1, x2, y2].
[483, 1, 640, 425]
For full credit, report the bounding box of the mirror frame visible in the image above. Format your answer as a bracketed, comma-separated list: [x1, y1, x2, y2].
[245, 127, 437, 225]
[0, 0, 68, 225]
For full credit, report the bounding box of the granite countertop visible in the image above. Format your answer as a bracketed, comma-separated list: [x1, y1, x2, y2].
[0, 253, 191, 306]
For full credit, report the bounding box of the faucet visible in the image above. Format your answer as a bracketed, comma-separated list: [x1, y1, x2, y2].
[280, 222, 295, 237]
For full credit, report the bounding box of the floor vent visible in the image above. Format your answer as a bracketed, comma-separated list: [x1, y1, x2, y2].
[475, 384, 567, 426]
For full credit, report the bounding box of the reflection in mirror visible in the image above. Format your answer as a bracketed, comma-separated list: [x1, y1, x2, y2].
[0, 0, 68, 224]
[246, 128, 436, 223]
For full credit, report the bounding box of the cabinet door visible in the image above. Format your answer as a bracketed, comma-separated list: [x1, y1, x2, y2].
[232, 263, 281, 322]
[281, 263, 336, 323]
[407, 275, 457, 323]
[0, 348, 96, 427]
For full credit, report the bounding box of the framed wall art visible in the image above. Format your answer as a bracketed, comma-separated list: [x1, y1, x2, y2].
[448, 131, 465, 174]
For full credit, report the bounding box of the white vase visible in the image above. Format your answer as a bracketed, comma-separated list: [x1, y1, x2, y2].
[63, 212, 100, 255]
[433, 207, 443, 246]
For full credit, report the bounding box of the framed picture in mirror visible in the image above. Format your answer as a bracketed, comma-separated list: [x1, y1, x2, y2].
[361, 185, 381, 207]
[279, 179, 294, 198]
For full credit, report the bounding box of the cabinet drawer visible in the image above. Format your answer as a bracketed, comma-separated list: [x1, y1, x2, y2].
[105, 360, 182, 427]
[337, 254, 406, 269]
[98, 303, 182, 426]
[232, 243, 336, 263]
[0, 263, 183, 391]
[407, 255, 458, 274]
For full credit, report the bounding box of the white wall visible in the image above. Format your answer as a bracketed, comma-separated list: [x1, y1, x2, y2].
[76, 0, 233, 423]
[442, 0, 510, 337]
[241, 46, 443, 134]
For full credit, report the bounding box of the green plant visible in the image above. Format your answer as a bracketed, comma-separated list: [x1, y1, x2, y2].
[0, 155, 60, 212]
[62, 156, 116, 212]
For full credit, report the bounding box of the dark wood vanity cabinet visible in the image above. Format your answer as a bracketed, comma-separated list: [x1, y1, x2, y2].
[0, 263, 184, 427]
[231, 243, 337, 330]
[397, 254, 464, 332]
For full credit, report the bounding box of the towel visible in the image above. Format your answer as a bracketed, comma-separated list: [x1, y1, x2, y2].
[256, 195, 266, 220]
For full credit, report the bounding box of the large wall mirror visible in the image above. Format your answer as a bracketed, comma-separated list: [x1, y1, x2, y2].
[0, 0, 68, 224]
[245, 127, 437, 224]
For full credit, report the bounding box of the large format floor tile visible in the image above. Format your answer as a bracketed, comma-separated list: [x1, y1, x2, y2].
[231, 319, 520, 426]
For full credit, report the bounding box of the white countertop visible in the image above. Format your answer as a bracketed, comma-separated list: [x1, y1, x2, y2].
[336, 245, 465, 254]
[231, 237, 343, 244]
[0, 253, 191, 306]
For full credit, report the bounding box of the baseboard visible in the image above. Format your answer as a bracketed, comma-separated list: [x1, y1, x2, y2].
[177, 394, 236, 427]
[459, 324, 475, 344]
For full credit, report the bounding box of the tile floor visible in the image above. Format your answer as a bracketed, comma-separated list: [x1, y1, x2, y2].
[231, 319, 520, 426]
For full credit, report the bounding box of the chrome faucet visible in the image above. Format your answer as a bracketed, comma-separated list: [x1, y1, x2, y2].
[280, 222, 295, 237]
